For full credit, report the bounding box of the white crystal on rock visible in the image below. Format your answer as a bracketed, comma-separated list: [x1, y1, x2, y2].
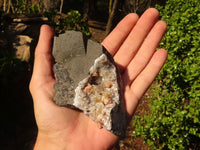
[74, 54, 121, 130]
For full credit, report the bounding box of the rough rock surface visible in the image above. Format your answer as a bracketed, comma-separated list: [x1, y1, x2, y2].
[53, 31, 126, 137]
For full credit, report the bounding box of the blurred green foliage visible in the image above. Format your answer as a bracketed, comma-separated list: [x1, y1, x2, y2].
[14, 0, 40, 14]
[0, 0, 91, 36]
[44, 10, 91, 37]
[64, 10, 91, 36]
[133, 0, 200, 149]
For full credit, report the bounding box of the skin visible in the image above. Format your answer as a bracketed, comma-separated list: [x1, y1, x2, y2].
[29, 8, 168, 150]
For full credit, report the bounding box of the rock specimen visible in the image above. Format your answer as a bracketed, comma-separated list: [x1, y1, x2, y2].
[53, 31, 126, 137]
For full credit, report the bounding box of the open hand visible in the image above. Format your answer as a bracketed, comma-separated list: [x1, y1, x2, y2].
[30, 8, 167, 150]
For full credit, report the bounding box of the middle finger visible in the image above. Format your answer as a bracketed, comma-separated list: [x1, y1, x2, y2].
[113, 8, 160, 72]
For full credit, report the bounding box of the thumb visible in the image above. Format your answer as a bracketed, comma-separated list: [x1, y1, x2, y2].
[32, 25, 55, 79]
[30, 25, 55, 96]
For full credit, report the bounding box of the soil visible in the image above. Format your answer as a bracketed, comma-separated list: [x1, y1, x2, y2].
[88, 20, 107, 43]
[88, 19, 149, 150]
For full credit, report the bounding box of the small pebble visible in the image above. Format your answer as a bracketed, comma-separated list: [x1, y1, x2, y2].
[84, 84, 92, 93]
[97, 120, 103, 129]
[105, 82, 112, 88]
[103, 96, 111, 105]
[92, 72, 98, 77]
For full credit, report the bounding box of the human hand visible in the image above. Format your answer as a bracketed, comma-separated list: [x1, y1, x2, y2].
[29, 8, 167, 150]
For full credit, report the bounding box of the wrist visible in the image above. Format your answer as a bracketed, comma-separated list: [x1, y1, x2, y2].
[34, 129, 118, 150]
[34, 132, 68, 150]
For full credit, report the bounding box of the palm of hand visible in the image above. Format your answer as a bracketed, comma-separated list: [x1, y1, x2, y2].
[31, 73, 118, 149]
[30, 8, 167, 150]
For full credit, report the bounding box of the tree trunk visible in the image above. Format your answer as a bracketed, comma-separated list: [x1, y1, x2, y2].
[106, 0, 162, 35]
[59, 0, 64, 14]
[83, 0, 90, 21]
[3, 0, 6, 12]
[123, 0, 158, 16]
[6, 0, 11, 13]
[109, 0, 113, 14]
[31, 0, 41, 6]
[42, 0, 60, 12]
[83, 0, 95, 21]
[105, 0, 120, 35]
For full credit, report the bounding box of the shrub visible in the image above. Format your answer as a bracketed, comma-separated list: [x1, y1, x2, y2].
[44, 10, 91, 37]
[132, 0, 200, 149]
[14, 0, 41, 14]
[62, 10, 91, 37]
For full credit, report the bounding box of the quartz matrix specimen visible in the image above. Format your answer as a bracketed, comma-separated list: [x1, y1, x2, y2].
[53, 31, 126, 137]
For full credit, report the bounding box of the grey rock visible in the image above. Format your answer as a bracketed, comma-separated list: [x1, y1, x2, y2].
[53, 31, 126, 137]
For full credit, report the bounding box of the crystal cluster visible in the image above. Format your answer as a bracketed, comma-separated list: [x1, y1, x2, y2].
[53, 31, 126, 137]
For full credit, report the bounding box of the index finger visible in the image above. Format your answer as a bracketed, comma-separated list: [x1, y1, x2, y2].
[101, 13, 139, 56]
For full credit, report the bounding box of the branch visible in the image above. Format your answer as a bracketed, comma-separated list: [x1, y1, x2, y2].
[106, 0, 119, 35]
[3, 0, 6, 12]
[13, 17, 48, 22]
[10, 1, 15, 13]
[7, 0, 11, 13]
[109, 0, 113, 14]
[59, 0, 64, 14]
